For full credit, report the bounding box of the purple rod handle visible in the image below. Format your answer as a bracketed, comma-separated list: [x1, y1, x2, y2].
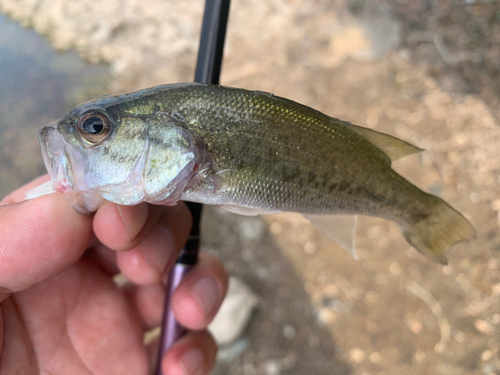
[155, 263, 193, 375]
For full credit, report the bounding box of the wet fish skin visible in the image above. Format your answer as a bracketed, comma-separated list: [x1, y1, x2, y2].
[29, 83, 475, 263]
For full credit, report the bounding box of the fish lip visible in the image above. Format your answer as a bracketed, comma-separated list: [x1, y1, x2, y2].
[39, 122, 60, 181]
[39, 121, 74, 192]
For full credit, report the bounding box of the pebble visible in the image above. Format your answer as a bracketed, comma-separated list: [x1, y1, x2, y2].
[474, 319, 494, 335]
[491, 199, 500, 211]
[317, 307, 338, 325]
[395, 72, 408, 83]
[367, 225, 382, 238]
[349, 348, 366, 363]
[264, 360, 281, 375]
[283, 324, 296, 340]
[365, 291, 378, 304]
[369, 352, 382, 364]
[441, 265, 453, 275]
[217, 338, 250, 363]
[239, 218, 265, 242]
[470, 192, 481, 203]
[407, 318, 423, 335]
[493, 314, 500, 324]
[389, 262, 401, 276]
[455, 133, 468, 145]
[413, 351, 426, 363]
[303, 241, 316, 254]
[481, 350, 493, 361]
[492, 283, 500, 295]
[269, 222, 282, 234]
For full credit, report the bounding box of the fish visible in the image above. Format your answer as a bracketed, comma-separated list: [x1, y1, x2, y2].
[25, 83, 475, 264]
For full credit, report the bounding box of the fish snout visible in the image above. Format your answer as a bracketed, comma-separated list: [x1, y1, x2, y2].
[39, 122, 75, 192]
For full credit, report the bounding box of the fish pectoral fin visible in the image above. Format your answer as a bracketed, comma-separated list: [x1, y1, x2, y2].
[350, 125, 423, 162]
[303, 214, 358, 259]
[220, 205, 282, 216]
[215, 169, 233, 176]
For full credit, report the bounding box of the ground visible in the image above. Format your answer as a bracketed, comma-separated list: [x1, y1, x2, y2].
[0, 1, 499, 374]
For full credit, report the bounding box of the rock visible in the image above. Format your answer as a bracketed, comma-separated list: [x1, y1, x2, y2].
[217, 338, 250, 363]
[208, 276, 259, 345]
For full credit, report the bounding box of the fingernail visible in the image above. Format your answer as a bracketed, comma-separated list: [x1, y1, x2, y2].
[180, 348, 204, 375]
[191, 277, 219, 316]
[117, 203, 149, 240]
[140, 225, 175, 274]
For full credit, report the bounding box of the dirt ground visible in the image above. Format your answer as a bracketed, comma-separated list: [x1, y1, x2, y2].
[1, 1, 499, 374]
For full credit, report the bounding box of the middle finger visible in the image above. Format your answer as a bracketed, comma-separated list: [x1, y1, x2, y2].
[123, 252, 228, 332]
[93, 201, 192, 285]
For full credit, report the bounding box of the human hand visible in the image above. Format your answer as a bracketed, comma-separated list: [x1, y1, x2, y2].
[0, 175, 228, 375]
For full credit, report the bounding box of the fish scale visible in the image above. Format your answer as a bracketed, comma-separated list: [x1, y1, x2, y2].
[157, 86, 401, 215]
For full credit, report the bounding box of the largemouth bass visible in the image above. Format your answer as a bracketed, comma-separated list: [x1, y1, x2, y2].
[26, 83, 475, 264]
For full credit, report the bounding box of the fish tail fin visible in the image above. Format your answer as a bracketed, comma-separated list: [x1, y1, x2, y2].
[403, 198, 476, 264]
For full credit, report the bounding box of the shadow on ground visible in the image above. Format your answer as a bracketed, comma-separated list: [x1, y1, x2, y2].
[202, 206, 351, 375]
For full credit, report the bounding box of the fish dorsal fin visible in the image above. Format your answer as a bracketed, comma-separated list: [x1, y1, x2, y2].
[220, 205, 281, 216]
[350, 125, 423, 162]
[303, 214, 358, 259]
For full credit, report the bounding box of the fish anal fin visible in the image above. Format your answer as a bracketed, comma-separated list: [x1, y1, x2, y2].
[350, 125, 423, 162]
[303, 214, 358, 259]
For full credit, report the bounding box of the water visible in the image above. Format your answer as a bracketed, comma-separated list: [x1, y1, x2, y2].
[0, 13, 111, 198]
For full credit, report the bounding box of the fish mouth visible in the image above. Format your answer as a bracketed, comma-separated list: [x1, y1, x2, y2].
[39, 122, 74, 194]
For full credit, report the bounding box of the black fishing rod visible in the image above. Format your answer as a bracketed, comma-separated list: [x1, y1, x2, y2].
[155, 1, 231, 374]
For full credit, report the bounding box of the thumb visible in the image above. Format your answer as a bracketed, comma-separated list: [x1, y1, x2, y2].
[0, 193, 92, 298]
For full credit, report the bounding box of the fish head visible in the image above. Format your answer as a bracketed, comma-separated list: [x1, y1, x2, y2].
[34, 98, 199, 214]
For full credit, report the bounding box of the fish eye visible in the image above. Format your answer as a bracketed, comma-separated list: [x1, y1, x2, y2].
[77, 111, 112, 145]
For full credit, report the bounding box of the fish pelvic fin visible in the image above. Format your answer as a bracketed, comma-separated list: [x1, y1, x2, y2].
[303, 214, 358, 259]
[350, 125, 423, 162]
[403, 198, 476, 264]
[220, 205, 281, 216]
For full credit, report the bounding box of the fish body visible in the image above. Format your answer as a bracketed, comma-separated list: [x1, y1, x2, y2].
[27, 83, 475, 263]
